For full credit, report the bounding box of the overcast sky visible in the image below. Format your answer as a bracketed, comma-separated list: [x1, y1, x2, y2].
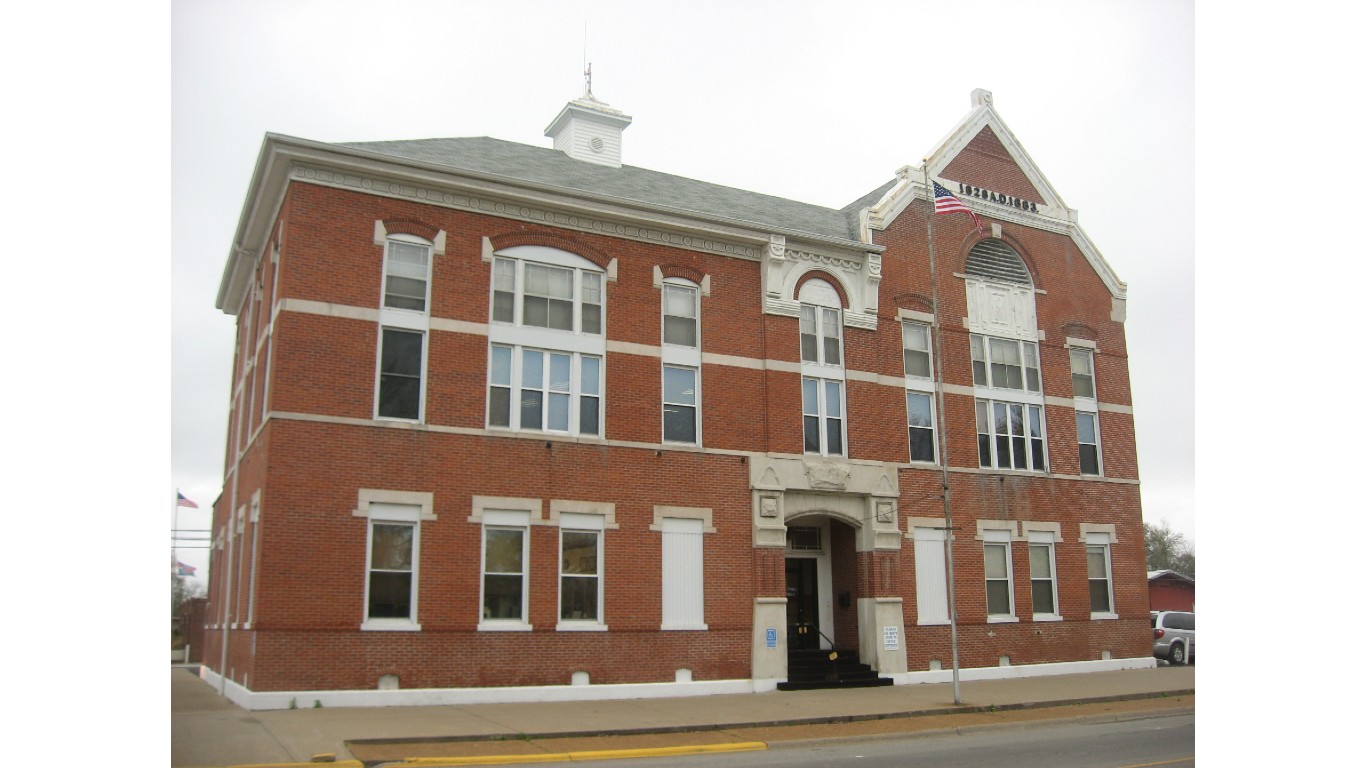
[167, 0, 1195, 582]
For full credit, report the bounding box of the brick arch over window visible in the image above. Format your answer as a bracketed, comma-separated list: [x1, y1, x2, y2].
[792, 270, 850, 309]
[1062, 322, 1099, 343]
[659, 264, 705, 284]
[489, 231, 613, 271]
[957, 235, 1042, 290]
[382, 218, 441, 242]
[892, 292, 935, 315]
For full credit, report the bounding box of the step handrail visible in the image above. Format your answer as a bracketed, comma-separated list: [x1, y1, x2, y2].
[790, 622, 844, 681]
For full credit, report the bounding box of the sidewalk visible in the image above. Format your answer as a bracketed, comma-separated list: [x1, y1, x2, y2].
[171, 664, 1195, 767]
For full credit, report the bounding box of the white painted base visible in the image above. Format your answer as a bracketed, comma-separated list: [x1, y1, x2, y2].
[196, 656, 1156, 711]
[197, 666, 763, 711]
[888, 656, 1157, 685]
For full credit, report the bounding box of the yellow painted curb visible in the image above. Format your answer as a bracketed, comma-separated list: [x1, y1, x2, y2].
[394, 741, 768, 766]
[216, 762, 365, 768]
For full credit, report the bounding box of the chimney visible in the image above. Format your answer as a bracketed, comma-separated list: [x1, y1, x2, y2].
[544, 94, 633, 168]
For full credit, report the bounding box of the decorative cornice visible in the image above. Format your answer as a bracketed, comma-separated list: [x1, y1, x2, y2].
[292, 165, 761, 262]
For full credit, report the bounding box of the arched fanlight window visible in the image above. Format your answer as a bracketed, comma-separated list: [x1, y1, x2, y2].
[965, 239, 1032, 286]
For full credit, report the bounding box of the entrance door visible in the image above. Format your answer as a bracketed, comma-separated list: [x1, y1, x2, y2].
[785, 557, 820, 650]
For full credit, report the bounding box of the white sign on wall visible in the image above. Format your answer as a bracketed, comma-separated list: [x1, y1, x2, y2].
[883, 625, 899, 650]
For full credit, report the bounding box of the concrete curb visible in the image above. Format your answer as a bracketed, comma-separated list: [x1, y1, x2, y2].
[380, 742, 768, 766]
[346, 688, 1196, 750]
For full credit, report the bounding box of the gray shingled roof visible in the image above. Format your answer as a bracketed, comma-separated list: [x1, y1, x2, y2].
[336, 136, 895, 245]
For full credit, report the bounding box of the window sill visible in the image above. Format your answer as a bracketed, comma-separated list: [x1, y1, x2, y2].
[661, 623, 709, 631]
[556, 621, 609, 632]
[1032, 614, 1064, 622]
[478, 620, 533, 632]
[361, 619, 422, 632]
[987, 615, 1019, 624]
[1090, 612, 1119, 621]
[916, 620, 951, 627]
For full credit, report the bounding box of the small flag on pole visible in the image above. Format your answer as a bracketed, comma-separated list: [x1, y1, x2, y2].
[932, 181, 984, 233]
[176, 561, 197, 577]
[177, 491, 199, 509]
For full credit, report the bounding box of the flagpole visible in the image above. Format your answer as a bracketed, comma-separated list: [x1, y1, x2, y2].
[924, 164, 963, 706]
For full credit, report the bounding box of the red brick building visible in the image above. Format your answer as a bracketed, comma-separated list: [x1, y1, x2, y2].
[202, 88, 1153, 709]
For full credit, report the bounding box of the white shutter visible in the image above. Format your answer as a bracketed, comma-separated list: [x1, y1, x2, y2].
[661, 518, 705, 629]
[914, 527, 949, 625]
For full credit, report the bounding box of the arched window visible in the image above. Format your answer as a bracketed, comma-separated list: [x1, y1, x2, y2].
[965, 239, 1032, 286]
[797, 278, 846, 457]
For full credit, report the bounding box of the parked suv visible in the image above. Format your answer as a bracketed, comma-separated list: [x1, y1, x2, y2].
[1151, 610, 1195, 664]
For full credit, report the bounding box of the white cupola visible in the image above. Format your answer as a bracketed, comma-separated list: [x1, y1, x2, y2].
[544, 80, 632, 168]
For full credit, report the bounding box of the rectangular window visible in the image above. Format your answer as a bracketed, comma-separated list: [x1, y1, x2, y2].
[482, 526, 526, 622]
[384, 239, 431, 312]
[1029, 537, 1058, 618]
[907, 391, 935, 463]
[1077, 411, 1101, 475]
[523, 262, 574, 330]
[492, 257, 516, 323]
[984, 537, 1014, 619]
[903, 321, 932, 378]
[487, 345, 601, 436]
[663, 365, 699, 444]
[661, 518, 706, 629]
[800, 305, 842, 365]
[803, 377, 844, 456]
[976, 399, 1046, 471]
[1087, 535, 1114, 616]
[663, 283, 698, 347]
[913, 527, 949, 625]
[378, 328, 423, 420]
[367, 521, 415, 621]
[1071, 348, 1095, 399]
[971, 334, 1040, 392]
[581, 272, 603, 335]
[560, 529, 601, 622]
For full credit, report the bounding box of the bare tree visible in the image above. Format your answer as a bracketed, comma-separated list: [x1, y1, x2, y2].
[1144, 519, 1195, 576]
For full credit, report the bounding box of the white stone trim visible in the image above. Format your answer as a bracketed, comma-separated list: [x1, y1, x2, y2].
[352, 489, 435, 521]
[975, 520, 1020, 541]
[897, 308, 935, 323]
[1077, 523, 1117, 544]
[468, 496, 544, 525]
[548, 499, 619, 529]
[1064, 337, 1097, 350]
[649, 506, 716, 533]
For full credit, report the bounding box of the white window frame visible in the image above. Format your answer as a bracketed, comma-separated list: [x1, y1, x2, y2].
[382, 234, 433, 314]
[490, 247, 605, 336]
[662, 364, 700, 445]
[375, 327, 426, 422]
[662, 279, 699, 348]
[1076, 410, 1102, 476]
[906, 390, 936, 464]
[803, 377, 846, 457]
[487, 345, 602, 436]
[1086, 532, 1117, 620]
[556, 512, 607, 631]
[800, 303, 843, 366]
[971, 333, 1041, 393]
[360, 502, 424, 632]
[1070, 347, 1096, 401]
[902, 320, 933, 380]
[1027, 532, 1061, 621]
[975, 398, 1047, 472]
[479, 509, 533, 631]
[982, 529, 1016, 622]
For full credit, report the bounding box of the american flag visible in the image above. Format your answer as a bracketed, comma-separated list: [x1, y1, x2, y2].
[177, 491, 199, 509]
[933, 181, 984, 233]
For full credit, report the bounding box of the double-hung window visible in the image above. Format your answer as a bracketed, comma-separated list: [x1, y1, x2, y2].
[557, 512, 607, 630]
[1077, 412, 1101, 475]
[903, 320, 936, 463]
[378, 328, 424, 421]
[1070, 348, 1095, 400]
[1087, 533, 1115, 618]
[983, 531, 1015, 621]
[971, 334, 1040, 392]
[481, 516, 530, 627]
[361, 500, 426, 631]
[384, 238, 432, 312]
[798, 278, 847, 457]
[487, 246, 607, 437]
[1028, 533, 1059, 619]
[661, 279, 701, 445]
